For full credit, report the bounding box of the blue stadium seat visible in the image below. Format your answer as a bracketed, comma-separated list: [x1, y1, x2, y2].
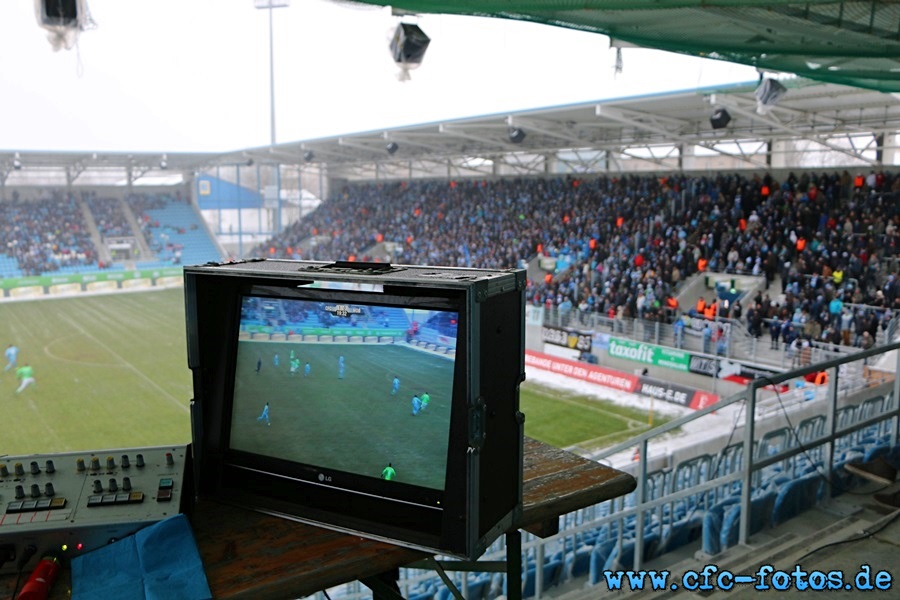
[772, 474, 823, 526]
[659, 512, 704, 556]
[564, 546, 592, 580]
[541, 558, 564, 591]
[588, 539, 618, 585]
[720, 490, 776, 550]
[701, 496, 740, 555]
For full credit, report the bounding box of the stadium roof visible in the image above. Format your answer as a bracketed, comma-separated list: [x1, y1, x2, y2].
[347, 0, 900, 93]
[2, 79, 899, 185]
[233, 79, 900, 176]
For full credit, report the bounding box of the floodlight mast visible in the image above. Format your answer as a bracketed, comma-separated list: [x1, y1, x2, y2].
[254, 0, 291, 146]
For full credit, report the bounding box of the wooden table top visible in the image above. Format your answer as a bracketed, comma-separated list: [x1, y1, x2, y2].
[2, 438, 635, 600]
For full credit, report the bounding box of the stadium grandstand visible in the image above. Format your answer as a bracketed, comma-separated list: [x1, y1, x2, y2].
[2, 78, 900, 599]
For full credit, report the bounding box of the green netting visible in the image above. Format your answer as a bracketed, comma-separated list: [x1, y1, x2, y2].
[349, 1, 900, 92]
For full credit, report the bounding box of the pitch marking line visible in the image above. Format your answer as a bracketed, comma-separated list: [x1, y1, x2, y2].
[43, 336, 120, 367]
[537, 390, 647, 427]
[59, 313, 189, 414]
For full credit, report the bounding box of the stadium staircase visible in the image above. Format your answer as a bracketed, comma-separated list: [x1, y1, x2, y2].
[119, 197, 154, 260]
[135, 200, 224, 268]
[77, 198, 113, 265]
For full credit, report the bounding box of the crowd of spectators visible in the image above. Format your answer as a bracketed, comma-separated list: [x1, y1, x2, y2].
[3, 171, 897, 353]
[85, 192, 132, 239]
[0, 190, 98, 276]
[0, 190, 199, 277]
[253, 170, 899, 348]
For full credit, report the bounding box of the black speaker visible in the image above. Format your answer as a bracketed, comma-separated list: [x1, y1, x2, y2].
[710, 108, 731, 130]
[41, 0, 79, 26]
[390, 23, 430, 65]
[508, 127, 526, 144]
[385, 142, 399, 155]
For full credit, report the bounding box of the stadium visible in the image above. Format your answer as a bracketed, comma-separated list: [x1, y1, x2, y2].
[2, 1, 900, 599]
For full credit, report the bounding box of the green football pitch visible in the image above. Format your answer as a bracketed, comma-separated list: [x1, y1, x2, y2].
[1, 288, 659, 457]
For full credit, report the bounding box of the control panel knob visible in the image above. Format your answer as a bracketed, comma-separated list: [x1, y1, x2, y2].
[30, 461, 41, 475]
[14, 463, 25, 477]
[45, 459, 55, 474]
[165, 452, 174, 466]
[135, 454, 145, 468]
[122, 477, 132, 491]
[106, 456, 116, 470]
[121, 455, 130, 469]
[92, 479, 103, 494]
[44, 482, 55, 497]
[30, 484, 41, 498]
[0, 464, 8, 477]
[90, 457, 101, 471]
[108, 478, 118, 492]
[15, 485, 25, 500]
[76, 458, 86, 472]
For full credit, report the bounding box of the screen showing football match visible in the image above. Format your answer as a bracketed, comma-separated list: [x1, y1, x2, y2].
[228, 295, 458, 492]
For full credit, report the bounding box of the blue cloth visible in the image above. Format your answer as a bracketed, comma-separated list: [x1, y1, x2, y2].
[71, 514, 211, 600]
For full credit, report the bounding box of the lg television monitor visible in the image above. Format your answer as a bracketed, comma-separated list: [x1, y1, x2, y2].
[184, 259, 525, 559]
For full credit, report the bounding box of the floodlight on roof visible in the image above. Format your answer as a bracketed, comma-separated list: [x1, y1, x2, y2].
[160, 154, 168, 170]
[390, 22, 430, 80]
[36, 0, 96, 51]
[508, 127, 526, 144]
[12, 152, 22, 170]
[303, 150, 315, 162]
[385, 142, 399, 155]
[755, 78, 788, 115]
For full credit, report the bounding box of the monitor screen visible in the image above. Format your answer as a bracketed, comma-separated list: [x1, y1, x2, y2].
[226, 292, 459, 502]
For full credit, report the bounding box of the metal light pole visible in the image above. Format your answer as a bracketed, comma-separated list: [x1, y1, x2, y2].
[253, 0, 290, 146]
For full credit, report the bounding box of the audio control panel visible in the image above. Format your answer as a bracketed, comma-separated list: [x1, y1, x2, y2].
[0, 445, 188, 574]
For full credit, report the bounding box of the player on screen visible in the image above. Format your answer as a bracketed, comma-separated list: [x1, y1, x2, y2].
[256, 357, 262, 374]
[391, 376, 400, 395]
[4, 344, 18, 372]
[257, 402, 270, 426]
[273, 353, 280, 368]
[381, 463, 396, 481]
[290, 357, 300, 375]
[338, 355, 345, 379]
[411, 394, 422, 416]
[420, 391, 430, 412]
[304, 361, 311, 377]
[15, 363, 35, 394]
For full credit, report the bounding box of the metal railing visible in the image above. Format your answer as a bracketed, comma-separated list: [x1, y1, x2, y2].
[324, 341, 899, 600]
[591, 340, 900, 571]
[540, 303, 896, 371]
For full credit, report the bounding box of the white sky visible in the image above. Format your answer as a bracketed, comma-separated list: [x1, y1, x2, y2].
[0, 0, 759, 153]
